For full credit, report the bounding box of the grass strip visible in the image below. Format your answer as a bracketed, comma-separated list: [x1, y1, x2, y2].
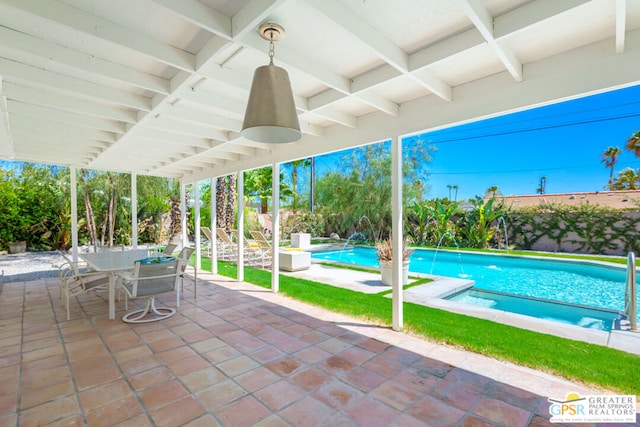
[204, 257, 640, 394]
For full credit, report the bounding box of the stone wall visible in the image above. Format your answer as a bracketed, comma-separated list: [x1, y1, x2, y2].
[505, 206, 640, 256]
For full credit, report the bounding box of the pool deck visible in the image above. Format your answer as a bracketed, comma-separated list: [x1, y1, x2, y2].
[284, 263, 640, 356]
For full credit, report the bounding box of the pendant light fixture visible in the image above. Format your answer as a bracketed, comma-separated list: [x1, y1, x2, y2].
[241, 23, 301, 143]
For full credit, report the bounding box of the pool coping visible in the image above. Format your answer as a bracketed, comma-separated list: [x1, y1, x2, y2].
[298, 253, 640, 355]
[400, 274, 640, 355]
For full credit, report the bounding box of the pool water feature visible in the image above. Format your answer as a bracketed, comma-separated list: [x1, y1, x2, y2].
[312, 247, 636, 330]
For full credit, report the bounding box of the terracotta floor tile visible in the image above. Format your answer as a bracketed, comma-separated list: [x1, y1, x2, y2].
[363, 354, 403, 377]
[103, 330, 144, 352]
[313, 379, 363, 410]
[0, 393, 17, 415]
[167, 354, 211, 376]
[252, 414, 290, 427]
[182, 414, 222, 427]
[217, 354, 260, 377]
[118, 354, 163, 376]
[279, 396, 334, 426]
[66, 337, 110, 361]
[78, 379, 133, 410]
[202, 345, 242, 363]
[21, 364, 72, 391]
[148, 396, 206, 427]
[0, 414, 17, 427]
[344, 366, 386, 392]
[181, 366, 226, 393]
[84, 396, 145, 426]
[18, 395, 80, 426]
[431, 377, 482, 411]
[128, 365, 175, 391]
[215, 395, 271, 427]
[409, 395, 466, 426]
[189, 336, 226, 353]
[20, 378, 74, 410]
[180, 328, 214, 344]
[317, 337, 353, 354]
[375, 379, 426, 411]
[139, 379, 189, 410]
[344, 396, 400, 426]
[264, 357, 303, 377]
[235, 366, 280, 392]
[254, 380, 306, 411]
[147, 336, 184, 352]
[71, 356, 122, 391]
[249, 345, 286, 364]
[290, 368, 331, 392]
[472, 397, 531, 427]
[318, 355, 355, 376]
[197, 379, 247, 409]
[111, 414, 154, 427]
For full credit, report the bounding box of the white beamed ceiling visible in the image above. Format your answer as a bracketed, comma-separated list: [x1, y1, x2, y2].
[0, 0, 638, 183]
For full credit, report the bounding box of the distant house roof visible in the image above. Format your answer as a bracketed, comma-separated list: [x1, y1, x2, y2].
[492, 190, 640, 209]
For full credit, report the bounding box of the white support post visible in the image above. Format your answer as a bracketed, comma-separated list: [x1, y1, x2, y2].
[210, 177, 217, 274]
[180, 182, 187, 248]
[131, 173, 137, 249]
[272, 162, 280, 293]
[237, 171, 244, 282]
[70, 166, 78, 262]
[194, 181, 201, 270]
[392, 135, 403, 331]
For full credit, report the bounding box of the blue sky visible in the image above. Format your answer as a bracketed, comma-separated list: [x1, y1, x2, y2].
[293, 84, 640, 202]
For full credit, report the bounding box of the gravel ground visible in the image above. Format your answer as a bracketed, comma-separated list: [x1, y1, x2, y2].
[0, 251, 67, 283]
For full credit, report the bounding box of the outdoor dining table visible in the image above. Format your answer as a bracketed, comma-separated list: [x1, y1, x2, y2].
[80, 249, 150, 320]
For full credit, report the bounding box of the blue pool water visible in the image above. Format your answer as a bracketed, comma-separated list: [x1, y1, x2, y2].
[312, 247, 636, 330]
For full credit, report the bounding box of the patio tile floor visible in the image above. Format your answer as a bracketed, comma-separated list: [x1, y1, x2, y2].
[0, 270, 638, 426]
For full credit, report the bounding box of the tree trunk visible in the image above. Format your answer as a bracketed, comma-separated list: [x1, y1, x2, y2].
[216, 177, 226, 229]
[225, 173, 236, 231]
[80, 169, 97, 246]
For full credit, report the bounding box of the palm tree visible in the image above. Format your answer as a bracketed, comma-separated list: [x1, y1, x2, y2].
[611, 167, 639, 190]
[446, 184, 452, 200]
[536, 176, 547, 194]
[625, 130, 640, 156]
[452, 185, 459, 201]
[288, 158, 311, 213]
[601, 146, 622, 188]
[625, 130, 640, 186]
[484, 186, 501, 198]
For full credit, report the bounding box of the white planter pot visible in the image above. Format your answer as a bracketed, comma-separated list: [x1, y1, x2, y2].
[379, 260, 409, 286]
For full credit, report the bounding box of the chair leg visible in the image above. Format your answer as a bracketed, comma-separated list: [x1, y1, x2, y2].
[122, 297, 176, 323]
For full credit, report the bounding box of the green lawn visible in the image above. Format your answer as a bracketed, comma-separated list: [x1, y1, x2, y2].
[196, 256, 640, 395]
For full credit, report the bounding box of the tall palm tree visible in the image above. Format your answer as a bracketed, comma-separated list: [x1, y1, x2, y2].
[289, 158, 311, 213]
[216, 177, 226, 229]
[625, 130, 640, 156]
[601, 146, 622, 188]
[453, 185, 459, 201]
[625, 130, 640, 186]
[536, 176, 547, 194]
[484, 186, 501, 198]
[446, 184, 452, 200]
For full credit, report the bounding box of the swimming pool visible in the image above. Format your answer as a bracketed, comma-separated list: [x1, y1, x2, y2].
[312, 247, 636, 330]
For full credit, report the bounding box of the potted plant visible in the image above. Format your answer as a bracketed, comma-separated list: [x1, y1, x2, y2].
[375, 237, 412, 286]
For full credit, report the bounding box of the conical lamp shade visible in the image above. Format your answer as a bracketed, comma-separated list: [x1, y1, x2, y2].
[242, 63, 301, 143]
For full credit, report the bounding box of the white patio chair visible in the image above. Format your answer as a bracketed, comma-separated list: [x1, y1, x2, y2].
[249, 230, 273, 268]
[118, 258, 183, 323]
[58, 258, 110, 321]
[176, 246, 197, 298]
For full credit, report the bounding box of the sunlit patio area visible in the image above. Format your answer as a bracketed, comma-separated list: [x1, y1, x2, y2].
[2, 270, 637, 427]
